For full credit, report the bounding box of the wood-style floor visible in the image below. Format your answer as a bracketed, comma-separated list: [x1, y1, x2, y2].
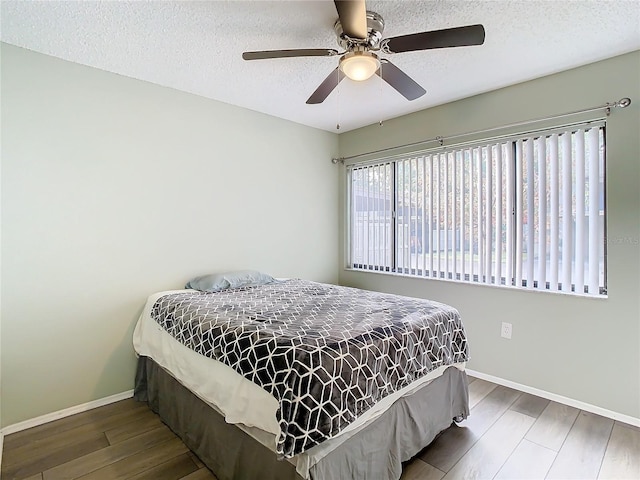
[2, 377, 639, 480]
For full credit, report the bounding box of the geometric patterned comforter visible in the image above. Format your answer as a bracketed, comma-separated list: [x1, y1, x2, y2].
[151, 279, 469, 458]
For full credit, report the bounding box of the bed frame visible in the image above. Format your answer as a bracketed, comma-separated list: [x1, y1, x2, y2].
[134, 356, 469, 480]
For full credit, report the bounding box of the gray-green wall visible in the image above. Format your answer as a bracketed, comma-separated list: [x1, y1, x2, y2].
[0, 44, 339, 426]
[339, 51, 640, 419]
[2, 43, 638, 428]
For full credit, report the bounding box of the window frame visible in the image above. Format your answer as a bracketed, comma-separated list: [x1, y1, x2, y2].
[345, 120, 608, 297]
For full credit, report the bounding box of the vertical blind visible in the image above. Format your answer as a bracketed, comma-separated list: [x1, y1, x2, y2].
[347, 121, 606, 296]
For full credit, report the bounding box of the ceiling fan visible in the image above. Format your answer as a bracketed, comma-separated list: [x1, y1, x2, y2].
[242, 0, 485, 104]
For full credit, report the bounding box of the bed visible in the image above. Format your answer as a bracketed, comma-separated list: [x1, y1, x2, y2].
[133, 277, 470, 480]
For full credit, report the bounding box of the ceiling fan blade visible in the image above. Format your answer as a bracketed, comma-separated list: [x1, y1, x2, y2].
[306, 67, 346, 104]
[377, 59, 426, 101]
[334, 0, 368, 39]
[383, 24, 485, 54]
[243, 49, 339, 60]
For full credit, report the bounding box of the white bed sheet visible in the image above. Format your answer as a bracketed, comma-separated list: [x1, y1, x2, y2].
[133, 290, 466, 478]
[133, 290, 281, 435]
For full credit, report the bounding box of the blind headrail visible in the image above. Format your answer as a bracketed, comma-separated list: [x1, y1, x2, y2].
[331, 97, 631, 164]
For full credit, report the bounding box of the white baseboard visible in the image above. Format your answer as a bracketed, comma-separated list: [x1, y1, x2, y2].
[466, 369, 640, 428]
[0, 389, 135, 438]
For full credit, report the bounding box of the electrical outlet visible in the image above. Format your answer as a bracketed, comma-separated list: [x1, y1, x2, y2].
[501, 322, 512, 339]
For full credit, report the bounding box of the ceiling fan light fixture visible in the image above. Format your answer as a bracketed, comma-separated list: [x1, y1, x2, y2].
[339, 52, 380, 81]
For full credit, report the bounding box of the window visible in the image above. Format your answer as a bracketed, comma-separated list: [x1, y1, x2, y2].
[347, 121, 606, 296]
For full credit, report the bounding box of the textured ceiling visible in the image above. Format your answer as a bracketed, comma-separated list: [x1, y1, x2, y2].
[1, 1, 639, 132]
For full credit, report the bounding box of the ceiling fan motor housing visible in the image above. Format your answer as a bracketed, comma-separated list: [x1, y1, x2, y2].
[334, 11, 385, 50]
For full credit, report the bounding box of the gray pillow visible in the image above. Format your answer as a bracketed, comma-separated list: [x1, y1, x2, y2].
[185, 270, 278, 292]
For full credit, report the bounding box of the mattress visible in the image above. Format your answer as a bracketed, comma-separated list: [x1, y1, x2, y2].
[133, 280, 469, 466]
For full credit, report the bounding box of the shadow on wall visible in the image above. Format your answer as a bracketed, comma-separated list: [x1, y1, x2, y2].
[92, 302, 146, 401]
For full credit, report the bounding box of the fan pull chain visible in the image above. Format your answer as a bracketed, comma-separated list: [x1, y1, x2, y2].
[336, 68, 341, 130]
[379, 62, 384, 127]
